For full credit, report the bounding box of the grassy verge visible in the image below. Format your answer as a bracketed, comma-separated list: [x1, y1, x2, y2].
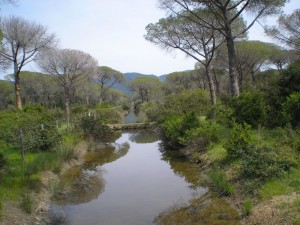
[0, 131, 80, 215]
[199, 125, 300, 223]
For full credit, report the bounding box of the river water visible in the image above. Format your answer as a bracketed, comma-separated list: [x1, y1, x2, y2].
[49, 130, 241, 225]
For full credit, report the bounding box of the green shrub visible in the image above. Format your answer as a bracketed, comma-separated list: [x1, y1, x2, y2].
[224, 122, 253, 159]
[0, 108, 62, 152]
[20, 193, 32, 214]
[79, 116, 115, 142]
[229, 92, 267, 128]
[57, 142, 78, 163]
[0, 153, 6, 169]
[241, 145, 295, 180]
[162, 115, 184, 144]
[242, 198, 253, 216]
[279, 60, 300, 97]
[208, 168, 234, 196]
[282, 92, 300, 127]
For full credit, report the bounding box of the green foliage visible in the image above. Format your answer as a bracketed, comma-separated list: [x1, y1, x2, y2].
[23, 103, 45, 113]
[56, 142, 78, 163]
[163, 89, 211, 118]
[79, 116, 115, 142]
[229, 92, 267, 128]
[241, 145, 295, 180]
[282, 92, 300, 127]
[208, 168, 234, 196]
[71, 104, 88, 114]
[93, 107, 123, 124]
[242, 198, 253, 217]
[162, 112, 216, 146]
[20, 192, 32, 214]
[279, 61, 300, 97]
[0, 107, 62, 152]
[224, 122, 253, 159]
[0, 153, 6, 169]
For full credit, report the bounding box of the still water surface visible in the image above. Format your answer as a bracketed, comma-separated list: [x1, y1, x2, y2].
[50, 131, 241, 225]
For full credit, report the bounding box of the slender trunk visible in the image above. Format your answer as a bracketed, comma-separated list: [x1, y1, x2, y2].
[85, 95, 90, 105]
[64, 90, 70, 133]
[213, 72, 220, 97]
[226, 32, 240, 97]
[14, 68, 22, 110]
[205, 65, 217, 105]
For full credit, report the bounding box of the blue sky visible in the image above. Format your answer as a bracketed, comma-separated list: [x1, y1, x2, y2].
[1, 0, 299, 79]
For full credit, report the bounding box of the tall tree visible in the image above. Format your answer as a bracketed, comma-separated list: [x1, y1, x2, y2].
[166, 71, 194, 90]
[36, 49, 97, 129]
[266, 9, 300, 51]
[145, 12, 222, 105]
[93, 66, 125, 104]
[0, 16, 56, 110]
[129, 77, 161, 103]
[159, 0, 287, 97]
[235, 41, 272, 86]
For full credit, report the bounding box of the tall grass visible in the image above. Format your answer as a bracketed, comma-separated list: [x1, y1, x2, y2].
[208, 168, 234, 196]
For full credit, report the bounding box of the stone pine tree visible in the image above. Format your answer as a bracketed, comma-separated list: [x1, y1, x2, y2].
[0, 16, 56, 109]
[158, 0, 288, 97]
[93, 66, 125, 104]
[145, 12, 223, 105]
[36, 49, 98, 130]
[265, 9, 300, 52]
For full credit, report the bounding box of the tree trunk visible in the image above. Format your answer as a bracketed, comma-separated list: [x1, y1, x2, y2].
[213, 73, 220, 97]
[226, 33, 240, 97]
[64, 91, 71, 133]
[14, 71, 22, 110]
[85, 95, 90, 105]
[205, 65, 217, 105]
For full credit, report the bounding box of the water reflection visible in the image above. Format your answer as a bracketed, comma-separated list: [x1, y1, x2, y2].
[52, 142, 130, 206]
[83, 142, 130, 170]
[154, 192, 241, 225]
[49, 131, 241, 225]
[159, 143, 205, 188]
[54, 167, 104, 205]
[129, 130, 160, 143]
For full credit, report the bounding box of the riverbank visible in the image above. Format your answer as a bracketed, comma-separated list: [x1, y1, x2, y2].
[178, 126, 300, 225]
[0, 140, 91, 225]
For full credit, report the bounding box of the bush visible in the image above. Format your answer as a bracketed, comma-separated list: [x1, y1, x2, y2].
[224, 122, 253, 160]
[208, 168, 234, 196]
[79, 116, 115, 142]
[241, 145, 295, 180]
[242, 198, 253, 216]
[229, 92, 267, 128]
[282, 92, 300, 127]
[0, 108, 62, 152]
[0, 153, 6, 169]
[20, 193, 32, 214]
[279, 60, 300, 97]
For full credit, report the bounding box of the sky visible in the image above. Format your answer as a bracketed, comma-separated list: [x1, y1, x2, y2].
[0, 0, 299, 79]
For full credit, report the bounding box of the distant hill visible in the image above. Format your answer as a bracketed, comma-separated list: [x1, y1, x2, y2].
[112, 72, 164, 97]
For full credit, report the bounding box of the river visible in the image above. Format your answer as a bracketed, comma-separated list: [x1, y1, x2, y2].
[49, 130, 241, 225]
